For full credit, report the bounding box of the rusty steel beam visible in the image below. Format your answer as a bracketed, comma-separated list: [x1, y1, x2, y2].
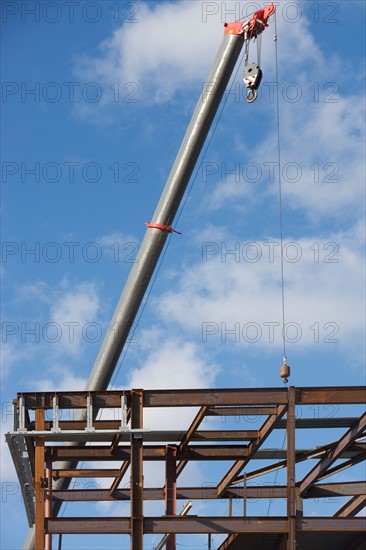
[49, 442, 365, 462]
[46, 516, 288, 534]
[52, 485, 289, 502]
[19, 386, 366, 411]
[26, 429, 261, 444]
[176, 406, 207, 478]
[36, 416, 360, 433]
[299, 517, 365, 531]
[306, 481, 366, 498]
[334, 495, 366, 517]
[110, 406, 131, 454]
[217, 404, 287, 495]
[49, 444, 256, 461]
[216, 533, 239, 549]
[233, 438, 364, 484]
[42, 420, 121, 430]
[110, 461, 130, 496]
[316, 452, 366, 482]
[299, 412, 366, 496]
[206, 406, 277, 417]
[179, 407, 207, 449]
[287, 387, 296, 550]
[144, 388, 288, 407]
[53, 468, 120, 478]
[35, 408, 45, 550]
[194, 430, 258, 440]
[45, 516, 366, 535]
[296, 387, 366, 405]
[22, 391, 130, 410]
[165, 445, 177, 550]
[51, 481, 366, 503]
[130, 390, 143, 550]
[45, 459, 52, 550]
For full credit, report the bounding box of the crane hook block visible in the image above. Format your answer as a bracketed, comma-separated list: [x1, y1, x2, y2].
[243, 63, 262, 103]
[279, 356, 290, 384]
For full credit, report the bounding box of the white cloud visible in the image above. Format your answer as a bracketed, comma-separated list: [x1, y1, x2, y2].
[154, 227, 365, 362]
[72, 0, 335, 108]
[0, 342, 37, 379]
[1, 279, 103, 388]
[33, 364, 87, 392]
[128, 334, 219, 390]
[49, 281, 101, 355]
[73, 0, 365, 219]
[125, 331, 220, 428]
[265, 93, 364, 219]
[206, 82, 365, 220]
[76, 0, 317, 104]
[75, 1, 221, 103]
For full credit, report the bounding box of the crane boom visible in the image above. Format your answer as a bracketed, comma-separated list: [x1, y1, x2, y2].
[85, 32, 244, 391]
[23, 5, 276, 548]
[85, 1, 276, 391]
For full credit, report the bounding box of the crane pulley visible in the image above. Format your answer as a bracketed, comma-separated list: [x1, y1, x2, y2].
[224, 3, 276, 102]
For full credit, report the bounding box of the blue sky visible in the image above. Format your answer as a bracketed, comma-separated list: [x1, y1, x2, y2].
[1, 1, 365, 548]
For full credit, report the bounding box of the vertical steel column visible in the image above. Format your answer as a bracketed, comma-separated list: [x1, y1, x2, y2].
[165, 445, 177, 550]
[35, 408, 45, 550]
[287, 387, 296, 550]
[45, 456, 52, 550]
[130, 389, 143, 550]
[296, 495, 303, 517]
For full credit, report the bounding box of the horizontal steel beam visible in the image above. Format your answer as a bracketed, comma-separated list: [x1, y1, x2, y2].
[49, 444, 366, 461]
[45, 516, 366, 535]
[36, 417, 360, 432]
[307, 481, 366, 498]
[18, 386, 366, 410]
[52, 486, 288, 502]
[52, 482, 365, 502]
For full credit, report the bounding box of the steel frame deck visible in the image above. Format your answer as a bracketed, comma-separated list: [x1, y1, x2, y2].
[6, 386, 366, 549]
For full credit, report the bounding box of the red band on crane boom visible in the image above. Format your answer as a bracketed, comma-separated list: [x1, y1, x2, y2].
[145, 222, 181, 234]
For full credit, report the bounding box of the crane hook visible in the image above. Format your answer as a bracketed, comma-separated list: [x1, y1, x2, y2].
[245, 89, 258, 103]
[243, 63, 262, 105]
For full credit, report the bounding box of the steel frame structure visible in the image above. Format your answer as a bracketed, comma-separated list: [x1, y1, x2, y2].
[7, 386, 366, 549]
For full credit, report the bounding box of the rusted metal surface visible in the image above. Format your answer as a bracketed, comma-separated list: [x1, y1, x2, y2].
[7, 386, 366, 548]
[44, 459, 52, 550]
[334, 495, 366, 517]
[18, 386, 365, 409]
[216, 404, 287, 495]
[51, 482, 366, 503]
[47, 443, 365, 462]
[287, 387, 296, 550]
[34, 408, 45, 550]
[165, 445, 177, 550]
[299, 411, 366, 496]
[45, 516, 366, 534]
[130, 389, 143, 550]
[109, 460, 130, 496]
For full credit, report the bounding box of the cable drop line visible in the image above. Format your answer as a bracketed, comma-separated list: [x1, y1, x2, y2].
[274, 12, 287, 360]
